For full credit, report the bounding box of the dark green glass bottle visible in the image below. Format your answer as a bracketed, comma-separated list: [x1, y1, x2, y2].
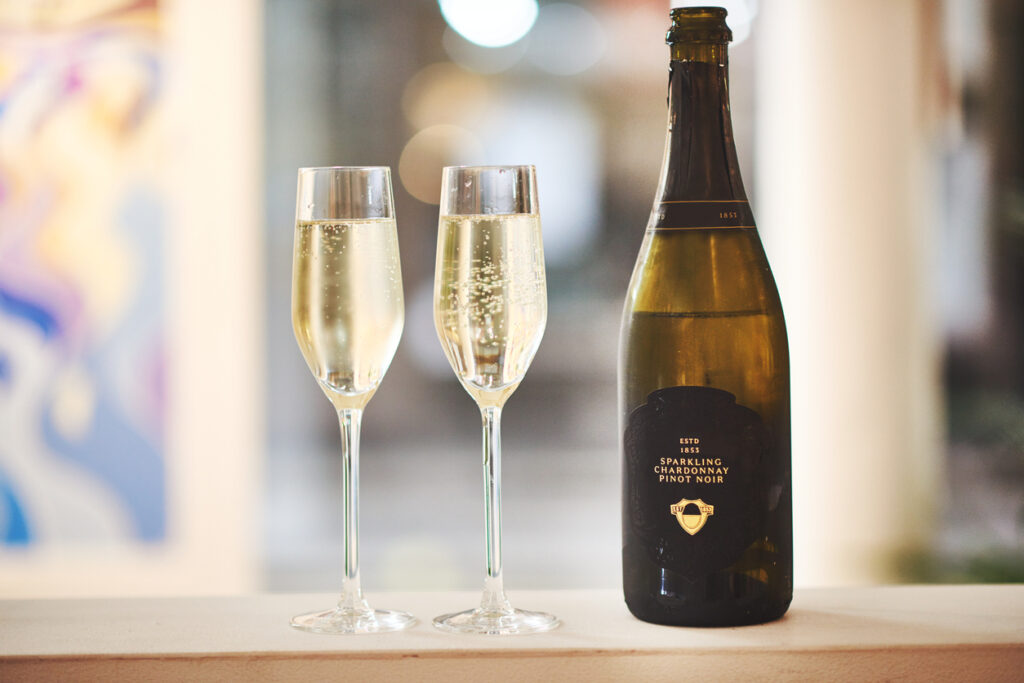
[619, 6, 792, 626]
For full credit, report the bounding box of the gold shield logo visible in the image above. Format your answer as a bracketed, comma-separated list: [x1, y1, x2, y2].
[670, 498, 714, 535]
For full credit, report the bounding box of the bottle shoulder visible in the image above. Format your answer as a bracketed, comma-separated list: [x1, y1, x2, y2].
[626, 227, 783, 317]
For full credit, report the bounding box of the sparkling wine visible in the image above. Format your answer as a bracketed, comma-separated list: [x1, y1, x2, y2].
[433, 213, 546, 408]
[292, 218, 404, 410]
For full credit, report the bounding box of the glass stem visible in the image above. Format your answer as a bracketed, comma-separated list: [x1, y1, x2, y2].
[480, 405, 512, 614]
[337, 408, 370, 613]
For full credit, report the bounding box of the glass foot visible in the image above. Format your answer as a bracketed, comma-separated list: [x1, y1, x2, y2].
[433, 606, 560, 635]
[291, 606, 417, 634]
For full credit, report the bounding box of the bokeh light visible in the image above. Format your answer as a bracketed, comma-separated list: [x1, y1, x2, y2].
[471, 89, 601, 266]
[442, 26, 529, 74]
[438, 0, 538, 48]
[398, 124, 484, 204]
[526, 3, 607, 76]
[401, 62, 491, 130]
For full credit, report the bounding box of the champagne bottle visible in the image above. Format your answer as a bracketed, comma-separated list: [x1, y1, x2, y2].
[619, 6, 792, 626]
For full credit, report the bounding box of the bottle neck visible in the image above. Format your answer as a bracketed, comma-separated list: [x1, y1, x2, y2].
[650, 42, 752, 229]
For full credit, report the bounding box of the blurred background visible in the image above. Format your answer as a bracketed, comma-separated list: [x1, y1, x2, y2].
[0, 0, 1021, 597]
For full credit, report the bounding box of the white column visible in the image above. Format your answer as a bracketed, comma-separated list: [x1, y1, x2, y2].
[164, 0, 264, 594]
[756, 0, 943, 585]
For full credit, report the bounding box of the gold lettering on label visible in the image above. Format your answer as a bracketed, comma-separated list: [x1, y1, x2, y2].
[659, 437, 729, 487]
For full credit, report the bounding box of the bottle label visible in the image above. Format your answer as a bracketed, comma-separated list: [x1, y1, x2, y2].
[651, 200, 754, 231]
[624, 386, 769, 576]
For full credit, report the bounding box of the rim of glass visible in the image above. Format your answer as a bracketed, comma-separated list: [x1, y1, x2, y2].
[442, 164, 535, 172]
[297, 165, 390, 173]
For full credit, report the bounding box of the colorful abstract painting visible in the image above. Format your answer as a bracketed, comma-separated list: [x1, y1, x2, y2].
[0, 2, 166, 546]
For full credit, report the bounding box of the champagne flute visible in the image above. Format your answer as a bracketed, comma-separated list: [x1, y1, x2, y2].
[290, 166, 415, 634]
[432, 165, 559, 635]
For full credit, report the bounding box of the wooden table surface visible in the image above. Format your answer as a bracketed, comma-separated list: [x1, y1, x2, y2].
[1, 585, 1022, 681]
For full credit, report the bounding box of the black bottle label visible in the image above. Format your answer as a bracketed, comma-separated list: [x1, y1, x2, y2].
[651, 200, 754, 230]
[624, 386, 769, 576]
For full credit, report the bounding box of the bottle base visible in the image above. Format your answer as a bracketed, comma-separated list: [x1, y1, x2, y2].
[624, 594, 791, 627]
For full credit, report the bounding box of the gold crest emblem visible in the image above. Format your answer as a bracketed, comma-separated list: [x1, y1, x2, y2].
[670, 498, 714, 535]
